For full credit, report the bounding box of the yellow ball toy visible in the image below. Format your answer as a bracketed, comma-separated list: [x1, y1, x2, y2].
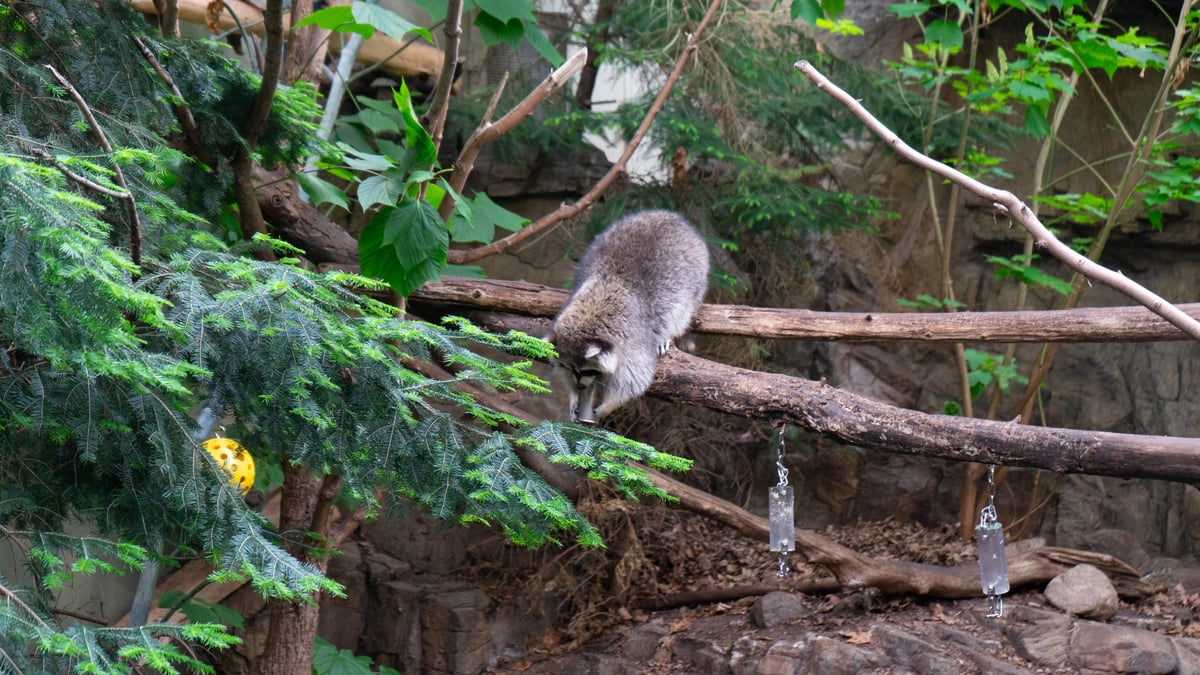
[202, 437, 256, 495]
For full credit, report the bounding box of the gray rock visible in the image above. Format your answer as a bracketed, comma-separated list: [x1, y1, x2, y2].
[750, 591, 810, 629]
[1044, 564, 1120, 620]
[808, 634, 884, 675]
[754, 639, 809, 675]
[1003, 605, 1072, 667]
[1068, 622, 1178, 674]
[623, 620, 669, 662]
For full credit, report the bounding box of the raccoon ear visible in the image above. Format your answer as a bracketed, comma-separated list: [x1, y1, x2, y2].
[584, 340, 611, 359]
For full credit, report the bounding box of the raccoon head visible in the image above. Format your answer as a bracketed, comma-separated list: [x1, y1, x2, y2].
[547, 335, 616, 425]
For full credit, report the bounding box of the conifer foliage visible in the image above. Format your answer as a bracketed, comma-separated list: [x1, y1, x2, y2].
[0, 2, 687, 672]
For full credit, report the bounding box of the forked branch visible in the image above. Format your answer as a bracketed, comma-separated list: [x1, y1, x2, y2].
[794, 60, 1200, 342]
[445, 0, 728, 264]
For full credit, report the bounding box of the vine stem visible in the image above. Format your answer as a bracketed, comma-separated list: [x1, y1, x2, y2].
[445, 0, 727, 265]
[794, 59, 1200, 343]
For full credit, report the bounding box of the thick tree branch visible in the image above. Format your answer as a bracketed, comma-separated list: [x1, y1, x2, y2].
[649, 349, 1200, 483]
[244, 0, 283, 150]
[794, 60, 1200, 343]
[408, 277, 1200, 343]
[445, 0, 727, 264]
[420, 0, 463, 149]
[401, 351, 1153, 599]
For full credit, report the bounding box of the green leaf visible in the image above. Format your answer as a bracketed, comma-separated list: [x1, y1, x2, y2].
[475, 0, 537, 23]
[294, 5, 374, 38]
[790, 0, 823, 24]
[296, 172, 349, 211]
[351, 1, 433, 44]
[475, 12, 525, 51]
[392, 81, 438, 173]
[924, 19, 963, 50]
[358, 199, 448, 296]
[889, 1, 930, 18]
[358, 174, 403, 211]
[1022, 104, 1051, 138]
[313, 637, 375, 675]
[468, 192, 530, 233]
[523, 22, 566, 67]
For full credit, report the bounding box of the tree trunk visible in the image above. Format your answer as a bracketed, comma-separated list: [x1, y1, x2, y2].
[255, 463, 339, 674]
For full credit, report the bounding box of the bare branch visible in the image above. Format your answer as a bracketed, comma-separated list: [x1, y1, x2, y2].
[133, 36, 215, 168]
[421, 0, 463, 148]
[29, 147, 130, 199]
[45, 65, 143, 269]
[446, 0, 728, 264]
[408, 277, 1200, 343]
[437, 48, 589, 221]
[794, 59, 1200, 343]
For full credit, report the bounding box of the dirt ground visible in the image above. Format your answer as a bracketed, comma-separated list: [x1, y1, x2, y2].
[470, 504, 1200, 673]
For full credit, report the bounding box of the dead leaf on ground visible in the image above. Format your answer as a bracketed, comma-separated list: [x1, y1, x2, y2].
[841, 629, 873, 645]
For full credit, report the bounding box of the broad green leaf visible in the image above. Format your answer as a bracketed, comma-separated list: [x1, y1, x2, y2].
[1022, 104, 1051, 138]
[924, 19, 963, 50]
[358, 199, 448, 296]
[449, 193, 491, 243]
[476, 0, 537, 23]
[790, 0, 823, 24]
[294, 5, 374, 38]
[352, 1, 433, 44]
[889, 1, 930, 19]
[359, 108, 400, 136]
[296, 172, 349, 211]
[312, 637, 375, 675]
[469, 192, 529, 232]
[358, 174, 403, 210]
[524, 22, 566, 67]
[392, 81, 438, 173]
[337, 143, 393, 172]
[475, 12, 525, 51]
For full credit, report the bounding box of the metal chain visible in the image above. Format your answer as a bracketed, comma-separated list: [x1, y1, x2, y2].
[775, 423, 790, 577]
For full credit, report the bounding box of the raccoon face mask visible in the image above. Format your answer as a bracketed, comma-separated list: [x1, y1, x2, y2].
[555, 339, 615, 425]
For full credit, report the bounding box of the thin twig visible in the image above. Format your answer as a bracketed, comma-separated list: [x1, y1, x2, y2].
[794, 59, 1200, 343]
[445, 0, 727, 264]
[133, 36, 216, 168]
[45, 65, 143, 269]
[29, 147, 131, 199]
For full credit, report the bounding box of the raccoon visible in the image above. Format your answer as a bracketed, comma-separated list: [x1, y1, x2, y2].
[548, 210, 709, 424]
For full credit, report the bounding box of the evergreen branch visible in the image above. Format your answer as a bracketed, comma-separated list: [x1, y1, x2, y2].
[44, 65, 143, 270]
[26, 147, 131, 199]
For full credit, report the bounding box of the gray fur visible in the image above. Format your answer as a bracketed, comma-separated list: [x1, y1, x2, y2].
[548, 210, 709, 423]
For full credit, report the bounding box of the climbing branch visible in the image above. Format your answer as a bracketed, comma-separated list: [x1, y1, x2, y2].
[408, 277, 1200, 343]
[445, 0, 728, 264]
[794, 60, 1200, 343]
